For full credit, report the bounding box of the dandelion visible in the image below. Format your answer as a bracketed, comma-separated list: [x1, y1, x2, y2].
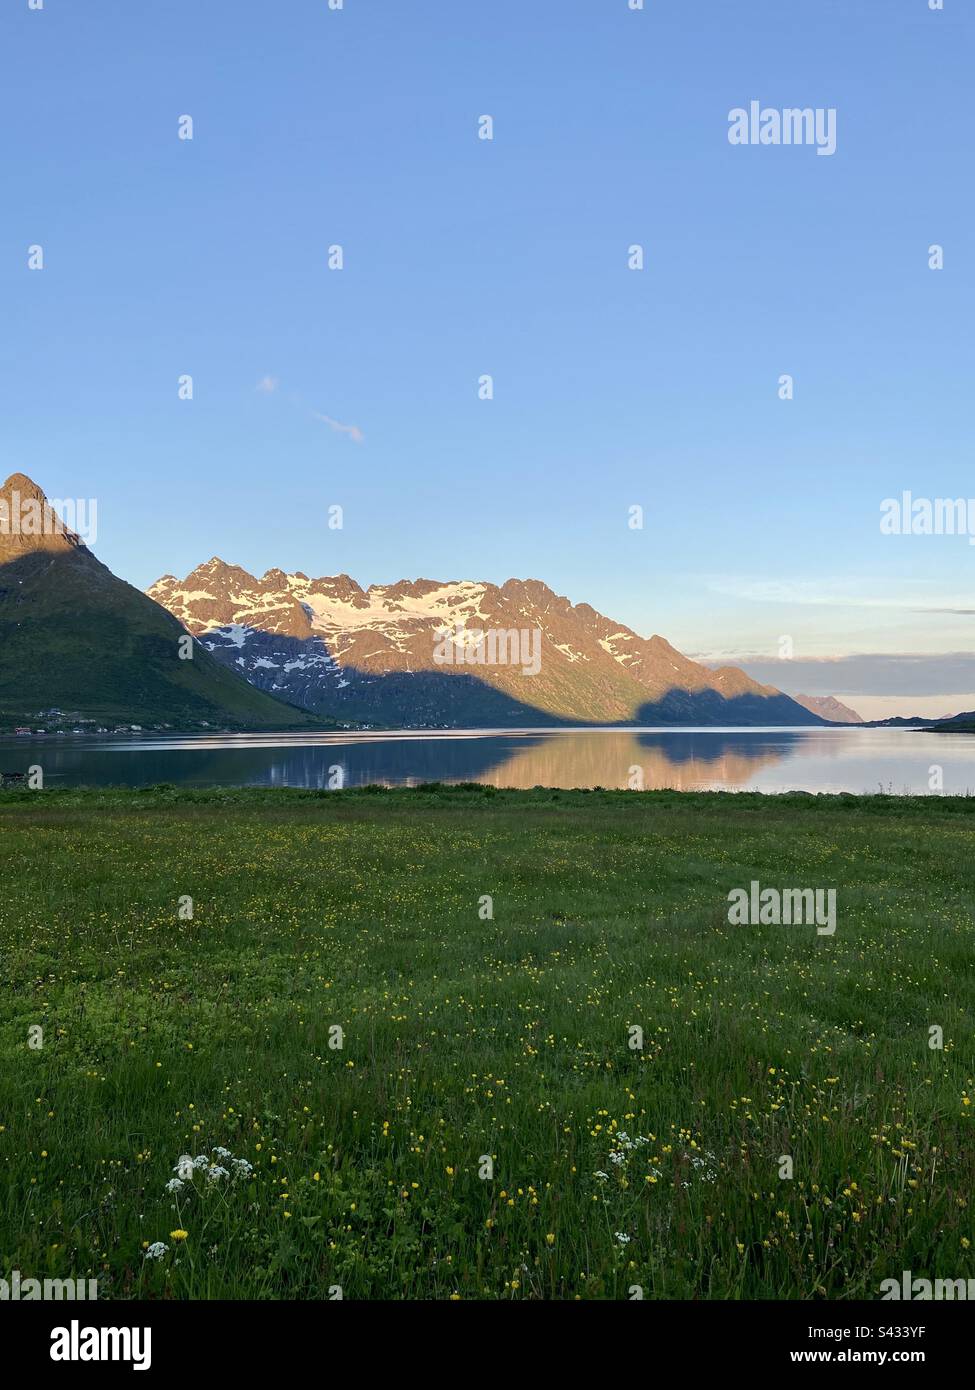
[170, 1229, 188, 1242]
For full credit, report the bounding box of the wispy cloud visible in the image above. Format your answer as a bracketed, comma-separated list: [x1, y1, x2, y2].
[312, 411, 363, 445]
[255, 375, 279, 394]
[705, 575, 975, 614]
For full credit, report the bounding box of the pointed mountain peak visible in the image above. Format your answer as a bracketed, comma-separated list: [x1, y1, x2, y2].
[3, 471, 48, 500]
[188, 556, 255, 583]
[0, 472, 83, 559]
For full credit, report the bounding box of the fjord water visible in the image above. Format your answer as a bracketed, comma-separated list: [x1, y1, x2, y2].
[1, 726, 973, 795]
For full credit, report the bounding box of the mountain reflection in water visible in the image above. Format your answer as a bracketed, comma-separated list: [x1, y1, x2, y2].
[2, 726, 974, 795]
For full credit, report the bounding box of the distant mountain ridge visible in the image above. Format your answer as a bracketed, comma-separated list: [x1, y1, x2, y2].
[792, 693, 863, 724]
[925, 710, 975, 732]
[148, 559, 828, 727]
[0, 474, 322, 729]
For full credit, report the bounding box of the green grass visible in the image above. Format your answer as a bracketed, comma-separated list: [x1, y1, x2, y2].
[0, 785, 973, 1300]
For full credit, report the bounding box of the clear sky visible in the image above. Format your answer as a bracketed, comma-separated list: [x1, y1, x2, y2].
[2, 0, 972, 717]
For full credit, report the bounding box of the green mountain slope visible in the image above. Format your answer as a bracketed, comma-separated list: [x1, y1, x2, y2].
[0, 473, 322, 729]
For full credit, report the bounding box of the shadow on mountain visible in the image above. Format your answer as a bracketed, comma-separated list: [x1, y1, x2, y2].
[632, 690, 823, 728]
[0, 551, 318, 729]
[201, 627, 826, 729]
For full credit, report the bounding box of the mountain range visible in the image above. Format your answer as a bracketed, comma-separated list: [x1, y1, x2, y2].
[0, 473, 878, 732]
[147, 559, 831, 727]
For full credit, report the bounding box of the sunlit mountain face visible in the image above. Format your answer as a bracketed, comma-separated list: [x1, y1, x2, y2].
[148, 560, 825, 728]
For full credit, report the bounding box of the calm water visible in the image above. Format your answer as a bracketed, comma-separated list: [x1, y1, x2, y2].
[0, 726, 972, 795]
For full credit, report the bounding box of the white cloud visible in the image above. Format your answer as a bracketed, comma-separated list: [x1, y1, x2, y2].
[256, 376, 279, 394]
[312, 411, 363, 445]
[704, 574, 975, 614]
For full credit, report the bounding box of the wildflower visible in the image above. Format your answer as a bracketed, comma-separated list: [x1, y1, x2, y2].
[170, 1229, 188, 1242]
[165, 1178, 184, 1194]
[145, 1242, 168, 1259]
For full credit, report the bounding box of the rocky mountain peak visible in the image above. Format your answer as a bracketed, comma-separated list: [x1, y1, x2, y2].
[0, 472, 83, 561]
[146, 557, 827, 729]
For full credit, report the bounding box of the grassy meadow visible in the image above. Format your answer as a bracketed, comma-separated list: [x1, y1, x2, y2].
[0, 784, 973, 1300]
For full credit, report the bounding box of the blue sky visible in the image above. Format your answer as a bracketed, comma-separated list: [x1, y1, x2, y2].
[2, 0, 972, 716]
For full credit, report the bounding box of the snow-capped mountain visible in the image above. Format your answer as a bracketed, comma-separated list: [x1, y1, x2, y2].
[147, 560, 826, 727]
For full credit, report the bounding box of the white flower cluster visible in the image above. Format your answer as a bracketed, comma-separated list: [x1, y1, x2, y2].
[607, 1131, 651, 1167]
[685, 1150, 719, 1184]
[168, 1147, 254, 1194]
